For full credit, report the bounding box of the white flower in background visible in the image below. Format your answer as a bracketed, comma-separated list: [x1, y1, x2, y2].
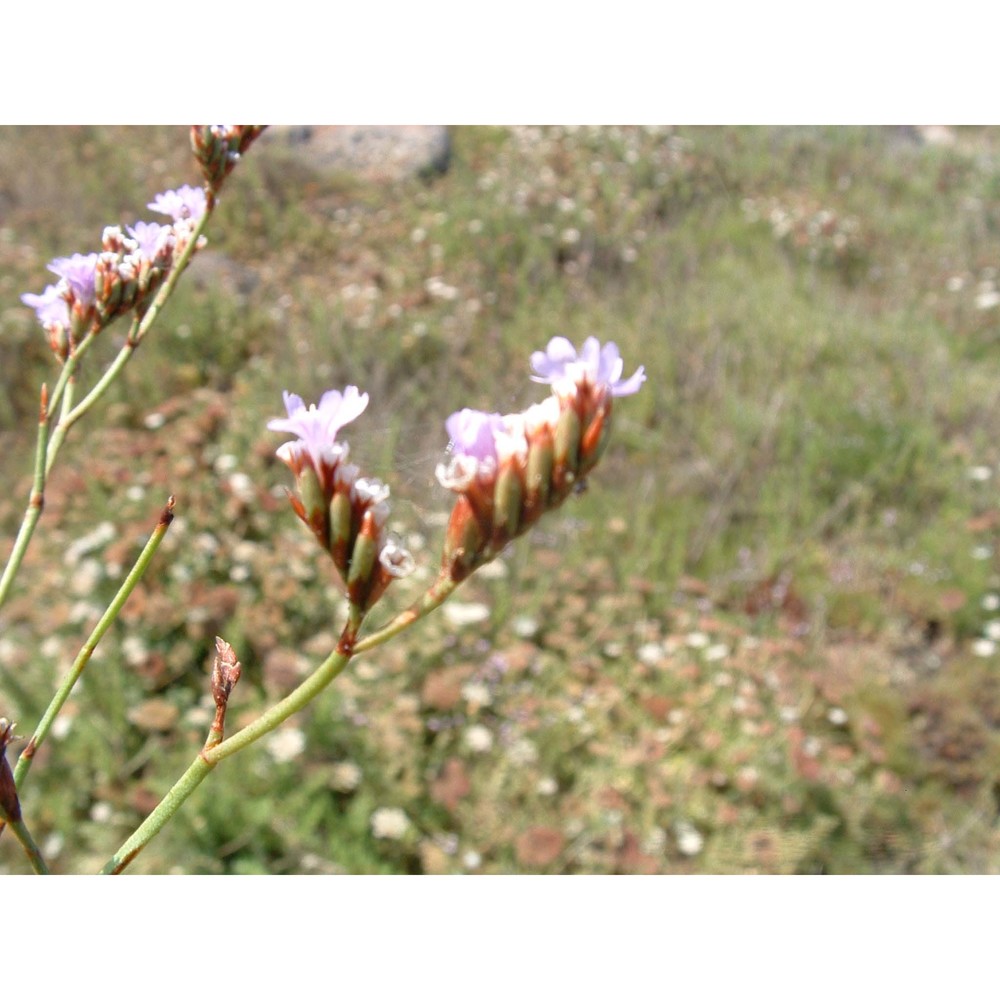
[506, 737, 538, 766]
[265, 727, 306, 763]
[461, 680, 493, 709]
[827, 707, 849, 727]
[330, 761, 362, 792]
[464, 724, 494, 753]
[371, 807, 411, 840]
[443, 602, 491, 628]
[674, 820, 704, 857]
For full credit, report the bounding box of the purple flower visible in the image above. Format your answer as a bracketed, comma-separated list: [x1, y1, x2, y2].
[530, 336, 645, 397]
[445, 408, 505, 462]
[47, 253, 98, 306]
[21, 284, 70, 328]
[267, 387, 369, 467]
[436, 409, 505, 492]
[126, 221, 174, 262]
[147, 185, 207, 222]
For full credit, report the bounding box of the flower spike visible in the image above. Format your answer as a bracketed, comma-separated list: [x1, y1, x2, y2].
[439, 337, 644, 580]
[269, 388, 411, 611]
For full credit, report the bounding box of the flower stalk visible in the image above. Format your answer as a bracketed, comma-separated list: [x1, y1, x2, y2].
[3, 498, 175, 818]
[102, 624, 355, 874]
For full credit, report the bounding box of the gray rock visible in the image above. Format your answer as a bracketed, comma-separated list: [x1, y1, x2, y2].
[261, 125, 451, 181]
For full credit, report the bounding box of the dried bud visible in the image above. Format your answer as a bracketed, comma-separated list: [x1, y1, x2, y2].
[0, 718, 21, 823]
[211, 637, 242, 709]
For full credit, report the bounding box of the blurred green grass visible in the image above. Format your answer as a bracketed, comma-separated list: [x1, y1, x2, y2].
[2, 125, 1000, 873]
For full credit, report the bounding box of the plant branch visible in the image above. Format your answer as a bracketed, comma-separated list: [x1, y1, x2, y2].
[352, 572, 459, 654]
[3, 813, 49, 874]
[11, 497, 176, 795]
[101, 622, 358, 874]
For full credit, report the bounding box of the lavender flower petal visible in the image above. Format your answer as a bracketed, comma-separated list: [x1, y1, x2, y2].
[47, 253, 98, 306]
[445, 408, 504, 462]
[267, 386, 369, 467]
[127, 221, 173, 261]
[147, 185, 207, 222]
[530, 335, 645, 397]
[21, 285, 70, 328]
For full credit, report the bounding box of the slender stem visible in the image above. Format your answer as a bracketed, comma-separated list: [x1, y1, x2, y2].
[101, 626, 357, 874]
[11, 497, 176, 793]
[43, 372, 76, 478]
[52, 321, 139, 452]
[0, 394, 50, 610]
[4, 814, 50, 874]
[352, 573, 459, 654]
[43, 339, 87, 425]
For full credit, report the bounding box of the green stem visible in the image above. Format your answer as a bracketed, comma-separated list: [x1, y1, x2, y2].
[51, 320, 139, 458]
[0, 392, 51, 610]
[352, 573, 458, 655]
[11, 497, 176, 793]
[4, 814, 49, 874]
[101, 628, 357, 874]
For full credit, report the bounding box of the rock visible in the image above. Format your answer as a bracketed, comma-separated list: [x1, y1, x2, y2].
[127, 698, 179, 733]
[261, 125, 451, 181]
[515, 826, 566, 868]
[430, 757, 471, 812]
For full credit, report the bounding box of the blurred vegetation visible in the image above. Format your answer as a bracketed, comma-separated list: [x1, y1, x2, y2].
[2, 125, 1000, 873]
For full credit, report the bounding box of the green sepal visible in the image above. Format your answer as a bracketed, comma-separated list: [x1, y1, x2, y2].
[329, 490, 353, 551]
[555, 407, 582, 477]
[347, 527, 377, 590]
[494, 464, 522, 541]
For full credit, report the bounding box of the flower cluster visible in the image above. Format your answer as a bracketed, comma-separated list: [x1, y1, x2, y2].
[20, 185, 207, 360]
[268, 389, 413, 611]
[269, 337, 642, 603]
[191, 126, 266, 193]
[437, 336, 645, 580]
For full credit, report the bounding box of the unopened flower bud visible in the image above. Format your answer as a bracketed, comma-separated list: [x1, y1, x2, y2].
[442, 493, 488, 581]
[328, 486, 353, 555]
[0, 719, 21, 824]
[493, 462, 523, 542]
[206, 638, 242, 750]
[554, 405, 582, 485]
[578, 393, 612, 475]
[294, 460, 328, 540]
[524, 428, 554, 520]
[191, 126, 266, 193]
[211, 637, 242, 708]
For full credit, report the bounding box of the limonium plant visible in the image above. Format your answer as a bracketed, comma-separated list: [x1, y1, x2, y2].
[0, 126, 644, 874]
